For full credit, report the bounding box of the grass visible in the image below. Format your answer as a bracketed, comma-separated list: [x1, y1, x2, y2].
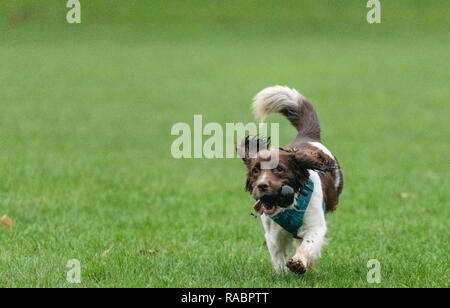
[0, 1, 449, 288]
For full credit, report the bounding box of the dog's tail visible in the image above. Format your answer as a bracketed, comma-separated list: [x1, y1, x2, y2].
[252, 86, 321, 141]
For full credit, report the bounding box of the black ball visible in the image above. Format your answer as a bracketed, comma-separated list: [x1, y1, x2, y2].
[279, 185, 295, 207]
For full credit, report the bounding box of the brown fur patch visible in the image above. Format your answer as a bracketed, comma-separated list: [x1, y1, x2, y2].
[321, 172, 339, 212]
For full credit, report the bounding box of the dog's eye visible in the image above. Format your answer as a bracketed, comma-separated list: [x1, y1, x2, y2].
[275, 166, 284, 173]
[252, 168, 260, 175]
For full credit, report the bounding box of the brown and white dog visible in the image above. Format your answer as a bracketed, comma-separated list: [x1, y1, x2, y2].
[237, 86, 343, 274]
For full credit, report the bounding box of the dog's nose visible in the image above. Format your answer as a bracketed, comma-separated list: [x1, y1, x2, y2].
[257, 183, 269, 191]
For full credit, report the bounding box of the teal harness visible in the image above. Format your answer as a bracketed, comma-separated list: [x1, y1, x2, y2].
[253, 176, 326, 239]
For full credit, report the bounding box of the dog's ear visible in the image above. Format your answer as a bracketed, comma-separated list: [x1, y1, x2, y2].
[292, 146, 336, 172]
[236, 136, 270, 167]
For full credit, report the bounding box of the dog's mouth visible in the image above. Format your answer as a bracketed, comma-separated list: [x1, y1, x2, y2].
[252, 185, 296, 216]
[253, 200, 278, 216]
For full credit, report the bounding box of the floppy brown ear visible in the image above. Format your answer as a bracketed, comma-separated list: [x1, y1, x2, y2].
[293, 146, 336, 172]
[236, 136, 270, 167]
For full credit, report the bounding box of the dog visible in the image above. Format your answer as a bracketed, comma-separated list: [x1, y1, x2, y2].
[237, 86, 343, 274]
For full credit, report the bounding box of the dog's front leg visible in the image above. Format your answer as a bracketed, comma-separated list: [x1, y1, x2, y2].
[287, 171, 328, 274]
[287, 228, 326, 274]
[265, 233, 290, 273]
[261, 215, 291, 273]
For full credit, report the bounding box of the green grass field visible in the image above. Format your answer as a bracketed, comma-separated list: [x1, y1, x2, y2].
[0, 1, 449, 288]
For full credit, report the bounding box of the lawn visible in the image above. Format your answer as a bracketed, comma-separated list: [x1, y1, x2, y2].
[0, 1, 449, 288]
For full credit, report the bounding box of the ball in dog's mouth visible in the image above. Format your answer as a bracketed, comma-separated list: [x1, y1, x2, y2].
[253, 185, 295, 216]
[279, 185, 295, 206]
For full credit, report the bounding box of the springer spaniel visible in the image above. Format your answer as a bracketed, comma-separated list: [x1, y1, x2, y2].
[237, 86, 344, 274]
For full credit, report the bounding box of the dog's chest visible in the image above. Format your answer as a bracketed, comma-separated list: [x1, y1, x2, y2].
[269, 176, 325, 238]
[261, 215, 301, 250]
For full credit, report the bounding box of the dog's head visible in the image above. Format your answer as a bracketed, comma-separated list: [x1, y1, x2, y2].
[237, 137, 335, 214]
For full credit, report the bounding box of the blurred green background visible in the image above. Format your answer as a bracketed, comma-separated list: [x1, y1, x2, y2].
[0, 1, 449, 287]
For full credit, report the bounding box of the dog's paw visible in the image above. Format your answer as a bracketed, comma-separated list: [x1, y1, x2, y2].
[286, 258, 307, 275]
